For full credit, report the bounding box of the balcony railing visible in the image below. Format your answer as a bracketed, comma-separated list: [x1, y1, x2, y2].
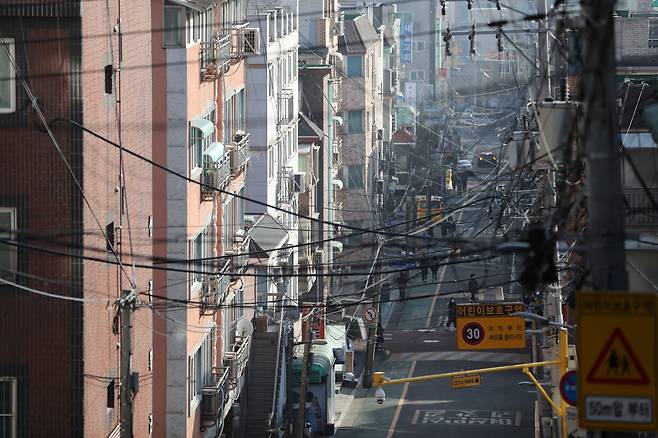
[226, 234, 250, 279]
[200, 262, 231, 315]
[229, 132, 250, 176]
[625, 188, 658, 228]
[200, 33, 231, 82]
[201, 367, 231, 428]
[224, 335, 252, 396]
[201, 153, 231, 201]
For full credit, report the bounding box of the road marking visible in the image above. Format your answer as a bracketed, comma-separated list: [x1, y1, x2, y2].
[426, 209, 464, 328]
[387, 360, 416, 438]
[390, 351, 530, 363]
[423, 340, 440, 343]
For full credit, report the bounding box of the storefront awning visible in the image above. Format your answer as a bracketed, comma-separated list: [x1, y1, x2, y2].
[191, 117, 215, 138]
[203, 142, 225, 162]
[292, 344, 335, 384]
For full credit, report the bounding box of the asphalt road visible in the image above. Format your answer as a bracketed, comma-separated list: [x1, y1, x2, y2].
[334, 169, 535, 438]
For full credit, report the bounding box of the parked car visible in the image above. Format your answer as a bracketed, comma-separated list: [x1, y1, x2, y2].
[456, 159, 472, 170]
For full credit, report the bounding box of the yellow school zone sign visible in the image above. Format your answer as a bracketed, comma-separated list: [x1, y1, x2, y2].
[456, 303, 526, 350]
[577, 292, 658, 431]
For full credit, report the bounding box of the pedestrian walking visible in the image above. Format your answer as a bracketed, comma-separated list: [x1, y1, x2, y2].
[441, 221, 449, 238]
[447, 216, 456, 236]
[396, 271, 408, 299]
[468, 274, 479, 303]
[430, 257, 440, 281]
[446, 298, 457, 329]
[420, 259, 429, 282]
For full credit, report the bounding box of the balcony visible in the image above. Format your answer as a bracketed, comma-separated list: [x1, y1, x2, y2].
[383, 68, 393, 96]
[277, 89, 295, 126]
[201, 367, 231, 429]
[226, 233, 250, 279]
[625, 188, 658, 229]
[200, 33, 231, 82]
[201, 152, 231, 201]
[277, 168, 294, 205]
[229, 132, 250, 176]
[200, 262, 231, 315]
[224, 335, 252, 397]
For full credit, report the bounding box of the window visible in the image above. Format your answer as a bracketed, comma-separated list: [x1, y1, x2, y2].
[189, 224, 213, 291]
[255, 267, 268, 308]
[347, 164, 364, 188]
[190, 112, 216, 173]
[268, 145, 274, 179]
[346, 55, 363, 77]
[409, 70, 425, 81]
[0, 38, 15, 114]
[346, 110, 364, 134]
[0, 208, 16, 280]
[222, 198, 234, 255]
[163, 6, 185, 47]
[106, 380, 115, 409]
[414, 40, 426, 51]
[0, 377, 17, 438]
[105, 221, 115, 252]
[189, 333, 213, 413]
[650, 18, 658, 48]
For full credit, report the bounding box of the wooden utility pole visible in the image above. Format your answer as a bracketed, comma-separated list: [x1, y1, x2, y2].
[295, 314, 313, 438]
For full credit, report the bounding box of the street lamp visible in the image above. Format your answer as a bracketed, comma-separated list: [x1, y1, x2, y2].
[510, 311, 575, 330]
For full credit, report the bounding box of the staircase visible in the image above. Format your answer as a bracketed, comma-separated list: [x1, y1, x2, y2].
[243, 330, 282, 437]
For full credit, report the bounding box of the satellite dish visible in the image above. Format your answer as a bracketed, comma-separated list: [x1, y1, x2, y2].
[235, 318, 254, 338]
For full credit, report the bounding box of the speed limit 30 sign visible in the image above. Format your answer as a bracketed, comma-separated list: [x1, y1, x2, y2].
[462, 322, 485, 346]
[456, 303, 526, 350]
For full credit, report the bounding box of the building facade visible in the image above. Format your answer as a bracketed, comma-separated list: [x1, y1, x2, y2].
[152, 0, 252, 436]
[0, 1, 153, 436]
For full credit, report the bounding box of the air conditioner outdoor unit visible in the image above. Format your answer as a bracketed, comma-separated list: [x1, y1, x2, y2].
[242, 28, 261, 55]
[292, 172, 307, 193]
[233, 228, 246, 244]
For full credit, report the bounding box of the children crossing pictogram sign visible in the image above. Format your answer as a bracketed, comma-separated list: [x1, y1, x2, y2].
[577, 292, 658, 431]
[586, 328, 650, 385]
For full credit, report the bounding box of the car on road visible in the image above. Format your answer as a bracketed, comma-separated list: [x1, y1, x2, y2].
[476, 152, 498, 168]
[456, 159, 472, 170]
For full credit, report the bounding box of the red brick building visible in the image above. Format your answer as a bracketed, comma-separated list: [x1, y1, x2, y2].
[0, 1, 153, 436]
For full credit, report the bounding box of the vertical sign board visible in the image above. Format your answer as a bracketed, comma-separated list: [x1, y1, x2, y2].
[456, 303, 526, 350]
[400, 22, 413, 63]
[577, 292, 657, 431]
[302, 304, 326, 341]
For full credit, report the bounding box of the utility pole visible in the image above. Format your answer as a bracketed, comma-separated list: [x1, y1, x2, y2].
[581, 1, 628, 437]
[119, 289, 136, 438]
[582, 1, 628, 292]
[295, 313, 313, 438]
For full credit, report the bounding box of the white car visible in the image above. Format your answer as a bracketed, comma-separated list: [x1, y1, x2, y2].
[456, 159, 472, 171]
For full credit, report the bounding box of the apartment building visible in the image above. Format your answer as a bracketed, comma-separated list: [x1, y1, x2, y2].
[0, 2, 153, 437]
[241, 4, 300, 436]
[152, 0, 253, 436]
[334, 14, 385, 275]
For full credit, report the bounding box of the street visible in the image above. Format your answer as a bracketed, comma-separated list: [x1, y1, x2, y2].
[336, 176, 535, 438]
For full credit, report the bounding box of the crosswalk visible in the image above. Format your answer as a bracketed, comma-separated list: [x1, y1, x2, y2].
[389, 351, 530, 364]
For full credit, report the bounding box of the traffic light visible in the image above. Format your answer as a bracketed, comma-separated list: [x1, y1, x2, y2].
[496, 26, 504, 52]
[443, 27, 453, 57]
[468, 24, 476, 55]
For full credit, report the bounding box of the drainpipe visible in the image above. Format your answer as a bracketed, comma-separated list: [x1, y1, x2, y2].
[328, 78, 335, 268]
